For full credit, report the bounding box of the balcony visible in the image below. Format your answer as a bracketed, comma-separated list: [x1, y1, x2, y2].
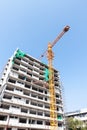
[33, 70, 39, 75]
[12, 98, 25, 105]
[14, 89, 23, 95]
[9, 118, 18, 125]
[33, 65, 39, 70]
[20, 64, 27, 70]
[21, 59, 28, 65]
[9, 72, 18, 78]
[9, 107, 20, 114]
[19, 69, 26, 75]
[16, 82, 24, 88]
[32, 75, 39, 80]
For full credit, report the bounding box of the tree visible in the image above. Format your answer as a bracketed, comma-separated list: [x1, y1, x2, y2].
[66, 117, 83, 130]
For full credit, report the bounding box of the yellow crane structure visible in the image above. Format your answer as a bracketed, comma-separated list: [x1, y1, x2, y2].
[41, 25, 70, 130]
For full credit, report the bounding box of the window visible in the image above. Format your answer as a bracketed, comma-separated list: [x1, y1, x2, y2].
[58, 123, 62, 127]
[37, 111, 43, 116]
[5, 67, 7, 71]
[0, 115, 7, 121]
[8, 79, 16, 83]
[45, 97, 47, 101]
[29, 62, 33, 66]
[32, 86, 37, 91]
[18, 75, 26, 80]
[39, 77, 44, 81]
[14, 96, 21, 100]
[19, 118, 26, 123]
[45, 105, 50, 109]
[17, 81, 24, 85]
[38, 96, 43, 100]
[57, 107, 59, 111]
[12, 66, 19, 71]
[12, 105, 19, 109]
[29, 57, 34, 62]
[7, 128, 12, 130]
[31, 101, 37, 106]
[6, 86, 14, 91]
[23, 91, 29, 96]
[37, 120, 43, 125]
[20, 69, 26, 73]
[0, 104, 9, 109]
[28, 66, 33, 71]
[21, 63, 27, 68]
[56, 100, 61, 104]
[26, 78, 31, 82]
[56, 94, 59, 98]
[31, 93, 37, 98]
[55, 82, 58, 86]
[29, 119, 35, 124]
[22, 58, 27, 63]
[18, 129, 25, 130]
[27, 72, 32, 76]
[38, 103, 43, 108]
[45, 121, 50, 126]
[45, 91, 47, 94]
[30, 110, 36, 115]
[39, 89, 43, 93]
[14, 61, 20, 66]
[45, 113, 50, 117]
[15, 88, 22, 92]
[26, 100, 29, 104]
[10, 116, 18, 119]
[17, 81, 24, 87]
[3, 94, 12, 100]
[10, 116, 14, 118]
[21, 108, 28, 113]
[25, 84, 31, 89]
[3, 72, 6, 76]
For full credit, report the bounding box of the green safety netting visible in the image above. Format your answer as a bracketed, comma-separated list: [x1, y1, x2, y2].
[57, 115, 62, 120]
[44, 68, 49, 81]
[15, 49, 25, 58]
[42, 62, 47, 66]
[12, 49, 25, 64]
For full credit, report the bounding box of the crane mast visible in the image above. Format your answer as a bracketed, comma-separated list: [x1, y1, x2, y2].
[46, 25, 70, 130]
[47, 43, 58, 130]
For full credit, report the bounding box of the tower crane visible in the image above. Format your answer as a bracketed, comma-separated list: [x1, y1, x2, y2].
[40, 25, 70, 130]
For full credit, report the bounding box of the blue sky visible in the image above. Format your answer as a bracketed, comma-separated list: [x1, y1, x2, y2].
[0, 0, 87, 112]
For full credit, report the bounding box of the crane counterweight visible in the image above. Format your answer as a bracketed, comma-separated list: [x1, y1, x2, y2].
[63, 25, 70, 32]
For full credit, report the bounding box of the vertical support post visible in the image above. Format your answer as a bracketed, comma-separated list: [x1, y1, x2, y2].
[6, 115, 10, 130]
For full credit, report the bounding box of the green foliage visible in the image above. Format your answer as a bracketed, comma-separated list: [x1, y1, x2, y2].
[67, 117, 87, 130]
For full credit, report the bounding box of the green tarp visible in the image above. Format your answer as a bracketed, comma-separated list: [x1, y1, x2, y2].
[12, 49, 25, 64]
[57, 115, 62, 120]
[44, 68, 49, 81]
[15, 49, 25, 58]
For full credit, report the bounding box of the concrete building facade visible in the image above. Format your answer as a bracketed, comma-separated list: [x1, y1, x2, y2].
[0, 49, 64, 130]
[66, 108, 87, 124]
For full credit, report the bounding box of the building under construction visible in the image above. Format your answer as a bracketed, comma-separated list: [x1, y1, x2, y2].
[0, 49, 64, 130]
[0, 25, 70, 130]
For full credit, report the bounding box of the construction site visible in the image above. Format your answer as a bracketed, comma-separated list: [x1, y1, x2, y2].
[0, 26, 70, 130]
